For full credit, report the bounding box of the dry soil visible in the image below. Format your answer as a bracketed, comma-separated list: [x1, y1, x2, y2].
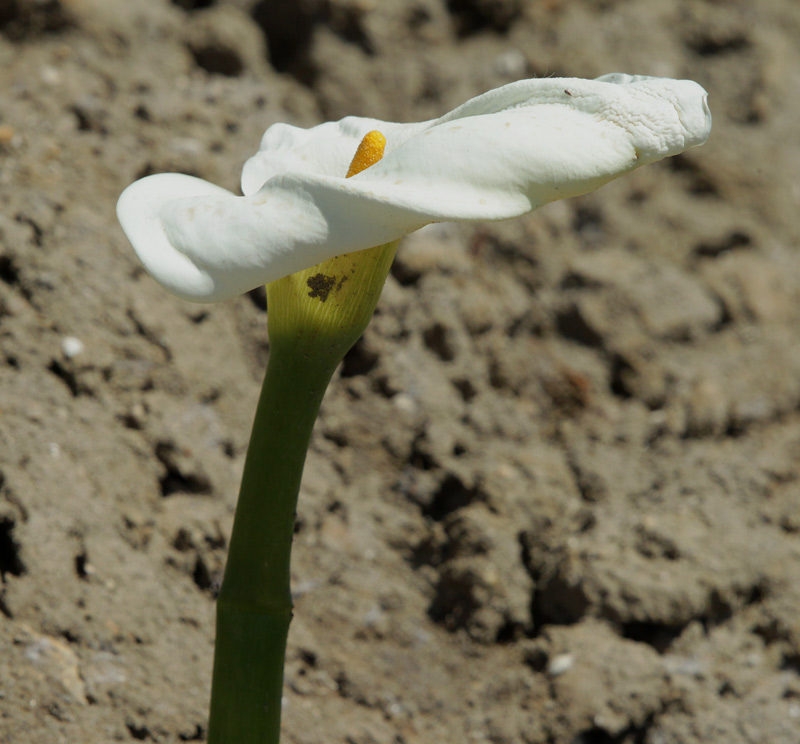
[1, 1, 800, 743]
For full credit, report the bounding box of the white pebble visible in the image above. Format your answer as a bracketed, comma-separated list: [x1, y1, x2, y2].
[663, 655, 706, 678]
[40, 66, 61, 85]
[169, 137, 204, 156]
[61, 336, 85, 359]
[393, 393, 417, 414]
[547, 653, 574, 677]
[494, 50, 527, 78]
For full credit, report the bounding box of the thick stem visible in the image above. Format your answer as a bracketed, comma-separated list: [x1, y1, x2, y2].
[207, 239, 398, 743]
[207, 340, 339, 744]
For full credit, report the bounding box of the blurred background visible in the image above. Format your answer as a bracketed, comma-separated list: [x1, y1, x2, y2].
[1, 1, 799, 742]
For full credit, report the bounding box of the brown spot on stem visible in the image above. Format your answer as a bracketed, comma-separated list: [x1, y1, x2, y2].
[307, 273, 337, 302]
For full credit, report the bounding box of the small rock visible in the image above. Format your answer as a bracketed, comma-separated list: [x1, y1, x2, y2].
[393, 393, 418, 414]
[40, 66, 61, 85]
[24, 633, 87, 704]
[662, 654, 706, 679]
[61, 336, 85, 359]
[547, 653, 575, 677]
[494, 49, 526, 77]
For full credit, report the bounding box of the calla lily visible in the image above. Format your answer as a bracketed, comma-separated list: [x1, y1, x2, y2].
[117, 73, 711, 303]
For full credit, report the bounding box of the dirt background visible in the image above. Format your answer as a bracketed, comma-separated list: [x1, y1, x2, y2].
[1, 0, 800, 742]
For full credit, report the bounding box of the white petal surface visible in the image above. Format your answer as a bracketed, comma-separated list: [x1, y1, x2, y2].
[117, 174, 233, 300]
[240, 117, 429, 195]
[118, 74, 711, 303]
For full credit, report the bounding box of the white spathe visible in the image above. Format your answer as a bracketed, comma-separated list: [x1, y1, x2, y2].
[117, 73, 711, 303]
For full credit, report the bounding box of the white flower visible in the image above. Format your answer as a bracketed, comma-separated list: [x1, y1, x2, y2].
[117, 73, 710, 303]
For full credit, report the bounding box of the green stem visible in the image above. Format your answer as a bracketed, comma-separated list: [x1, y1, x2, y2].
[207, 338, 340, 744]
[207, 239, 398, 743]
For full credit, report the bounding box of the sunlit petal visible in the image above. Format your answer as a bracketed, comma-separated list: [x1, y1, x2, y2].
[118, 74, 711, 303]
